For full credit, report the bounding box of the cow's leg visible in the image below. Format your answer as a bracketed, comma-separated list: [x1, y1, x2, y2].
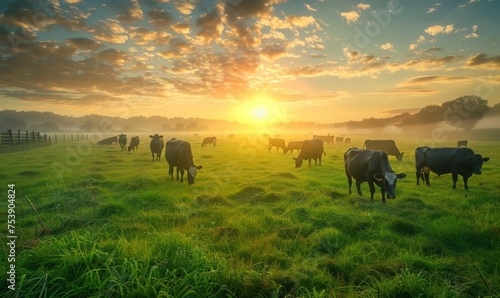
[452, 173, 458, 189]
[368, 181, 375, 201]
[151, 152, 154, 162]
[380, 186, 386, 204]
[169, 166, 174, 180]
[416, 166, 421, 185]
[308, 159, 312, 167]
[347, 175, 352, 194]
[319, 157, 321, 166]
[179, 168, 184, 182]
[463, 176, 469, 190]
[424, 171, 430, 186]
[356, 181, 363, 197]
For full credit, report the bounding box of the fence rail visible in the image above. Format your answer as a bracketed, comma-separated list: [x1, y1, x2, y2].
[1, 129, 98, 145]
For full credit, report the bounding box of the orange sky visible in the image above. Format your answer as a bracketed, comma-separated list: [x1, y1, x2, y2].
[1, 0, 499, 124]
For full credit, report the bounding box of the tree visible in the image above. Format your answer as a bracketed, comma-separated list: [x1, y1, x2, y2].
[441, 95, 489, 130]
[42, 122, 59, 132]
[79, 120, 97, 132]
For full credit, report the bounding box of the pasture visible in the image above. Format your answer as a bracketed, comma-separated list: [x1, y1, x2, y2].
[1, 134, 499, 297]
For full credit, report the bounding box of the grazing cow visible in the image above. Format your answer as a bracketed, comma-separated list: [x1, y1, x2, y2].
[227, 134, 235, 139]
[457, 140, 468, 148]
[415, 147, 489, 189]
[268, 138, 286, 153]
[313, 135, 334, 145]
[149, 134, 164, 161]
[344, 148, 406, 203]
[118, 134, 127, 151]
[336, 136, 344, 144]
[344, 137, 351, 144]
[284, 141, 304, 154]
[96, 136, 118, 145]
[293, 139, 324, 168]
[128, 136, 140, 151]
[165, 138, 202, 184]
[201, 136, 217, 147]
[363, 140, 404, 161]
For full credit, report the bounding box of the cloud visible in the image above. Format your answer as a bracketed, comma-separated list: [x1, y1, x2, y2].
[147, 8, 175, 29]
[286, 15, 318, 28]
[93, 19, 129, 44]
[403, 76, 470, 85]
[464, 25, 479, 39]
[65, 0, 82, 3]
[340, 11, 359, 23]
[65, 37, 103, 50]
[425, 24, 455, 36]
[380, 43, 395, 52]
[110, 0, 143, 23]
[260, 43, 288, 60]
[465, 53, 500, 69]
[304, 4, 316, 12]
[174, 2, 195, 15]
[357, 3, 370, 10]
[195, 10, 223, 43]
[427, 7, 437, 13]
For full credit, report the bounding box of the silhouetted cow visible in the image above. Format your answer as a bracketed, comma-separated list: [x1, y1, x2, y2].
[415, 147, 489, 189]
[293, 139, 324, 168]
[149, 134, 164, 161]
[227, 134, 235, 139]
[118, 134, 127, 151]
[96, 136, 118, 145]
[344, 137, 351, 144]
[165, 138, 202, 184]
[128, 136, 140, 151]
[284, 141, 303, 154]
[313, 135, 334, 145]
[363, 140, 404, 161]
[336, 136, 344, 144]
[201, 136, 217, 147]
[457, 140, 468, 148]
[268, 138, 286, 153]
[344, 148, 406, 203]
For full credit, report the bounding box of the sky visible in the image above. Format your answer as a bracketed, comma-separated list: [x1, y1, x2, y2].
[0, 0, 499, 125]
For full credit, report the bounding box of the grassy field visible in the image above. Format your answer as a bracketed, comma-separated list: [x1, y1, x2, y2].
[1, 133, 499, 297]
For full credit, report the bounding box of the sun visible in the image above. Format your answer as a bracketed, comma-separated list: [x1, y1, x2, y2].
[252, 106, 268, 120]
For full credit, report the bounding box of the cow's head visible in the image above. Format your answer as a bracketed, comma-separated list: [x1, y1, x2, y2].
[466, 154, 489, 175]
[374, 171, 406, 199]
[396, 152, 404, 161]
[187, 165, 203, 185]
[293, 157, 303, 168]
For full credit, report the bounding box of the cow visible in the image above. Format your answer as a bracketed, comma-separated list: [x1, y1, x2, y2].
[149, 134, 164, 161]
[344, 137, 351, 144]
[336, 136, 344, 144]
[227, 134, 235, 139]
[128, 136, 140, 151]
[293, 139, 324, 168]
[363, 140, 404, 161]
[415, 147, 489, 190]
[344, 148, 407, 203]
[165, 138, 202, 184]
[457, 140, 468, 148]
[268, 138, 286, 153]
[201, 136, 217, 147]
[284, 141, 303, 154]
[96, 136, 118, 145]
[118, 134, 127, 151]
[313, 135, 334, 145]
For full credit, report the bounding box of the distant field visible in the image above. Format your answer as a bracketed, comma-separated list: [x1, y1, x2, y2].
[1, 133, 499, 297]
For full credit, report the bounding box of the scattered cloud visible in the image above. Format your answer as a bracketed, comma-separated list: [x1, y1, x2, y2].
[465, 53, 500, 68]
[357, 3, 371, 10]
[304, 4, 316, 12]
[340, 11, 360, 23]
[425, 24, 455, 36]
[381, 43, 395, 52]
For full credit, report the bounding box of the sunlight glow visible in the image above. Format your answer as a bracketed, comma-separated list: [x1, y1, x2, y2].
[252, 106, 268, 120]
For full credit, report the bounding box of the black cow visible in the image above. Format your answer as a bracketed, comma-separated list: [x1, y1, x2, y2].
[165, 138, 202, 184]
[344, 137, 351, 144]
[149, 134, 164, 161]
[293, 139, 324, 168]
[415, 147, 489, 189]
[457, 140, 468, 148]
[363, 140, 404, 161]
[336, 136, 344, 144]
[201, 136, 217, 147]
[96, 136, 118, 145]
[128, 136, 140, 151]
[268, 138, 286, 153]
[284, 141, 303, 154]
[118, 134, 127, 151]
[344, 148, 406, 203]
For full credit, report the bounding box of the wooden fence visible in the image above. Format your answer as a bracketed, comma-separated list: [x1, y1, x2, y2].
[1, 129, 98, 145]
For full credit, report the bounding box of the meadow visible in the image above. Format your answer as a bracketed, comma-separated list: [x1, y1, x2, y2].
[0, 133, 499, 297]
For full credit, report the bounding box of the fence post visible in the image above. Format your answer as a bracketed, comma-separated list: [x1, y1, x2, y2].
[49, 136, 51, 143]
[25, 131, 28, 144]
[63, 134, 65, 142]
[17, 130, 20, 144]
[37, 132, 40, 141]
[31, 131, 35, 141]
[44, 134, 47, 142]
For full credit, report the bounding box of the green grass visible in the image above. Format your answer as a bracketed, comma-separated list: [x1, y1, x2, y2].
[1, 134, 499, 297]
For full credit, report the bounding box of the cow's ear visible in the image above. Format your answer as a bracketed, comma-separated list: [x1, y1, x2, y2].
[373, 173, 384, 181]
[401, 152, 404, 156]
[293, 157, 297, 160]
[149, 135, 154, 138]
[397, 173, 407, 179]
[483, 157, 490, 162]
[196, 165, 203, 169]
[160, 135, 163, 138]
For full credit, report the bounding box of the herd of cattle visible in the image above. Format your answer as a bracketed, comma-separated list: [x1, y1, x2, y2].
[96, 135, 490, 202]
